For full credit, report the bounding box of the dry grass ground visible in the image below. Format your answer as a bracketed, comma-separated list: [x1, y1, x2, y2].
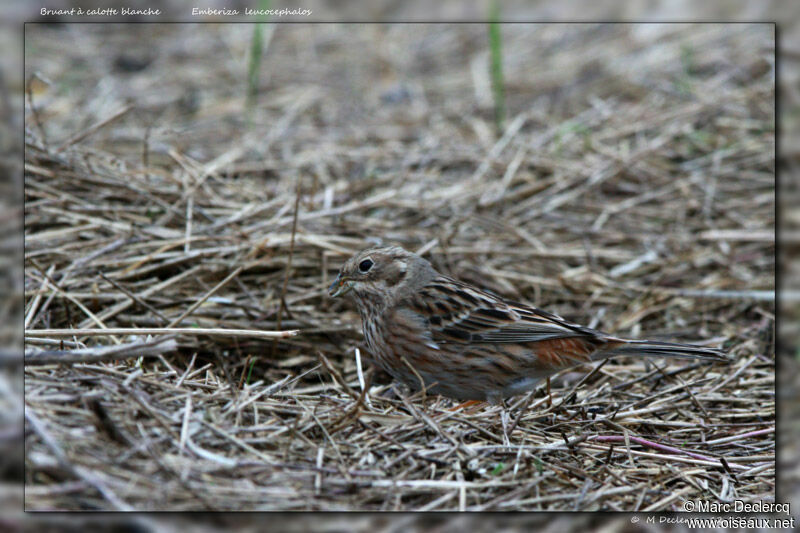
[23, 23, 774, 511]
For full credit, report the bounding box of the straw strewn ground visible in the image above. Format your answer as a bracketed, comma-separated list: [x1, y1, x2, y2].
[24, 23, 774, 510]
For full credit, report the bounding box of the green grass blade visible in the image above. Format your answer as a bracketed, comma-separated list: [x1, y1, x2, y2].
[488, 0, 506, 133]
[246, 0, 272, 114]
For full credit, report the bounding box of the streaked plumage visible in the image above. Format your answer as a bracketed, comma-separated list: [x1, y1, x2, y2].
[329, 245, 728, 403]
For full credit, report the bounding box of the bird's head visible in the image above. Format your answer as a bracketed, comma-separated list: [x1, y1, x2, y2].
[328, 245, 434, 306]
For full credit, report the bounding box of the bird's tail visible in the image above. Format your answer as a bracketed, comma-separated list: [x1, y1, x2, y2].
[596, 339, 729, 363]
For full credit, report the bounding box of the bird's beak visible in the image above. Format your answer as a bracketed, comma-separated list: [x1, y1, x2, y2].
[328, 274, 355, 298]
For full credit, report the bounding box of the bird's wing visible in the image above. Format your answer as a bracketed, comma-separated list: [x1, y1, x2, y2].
[406, 277, 607, 345]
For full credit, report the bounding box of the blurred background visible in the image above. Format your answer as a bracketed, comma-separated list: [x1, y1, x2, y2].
[2, 0, 794, 530]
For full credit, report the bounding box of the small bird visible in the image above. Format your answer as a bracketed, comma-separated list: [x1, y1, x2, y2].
[329, 245, 728, 404]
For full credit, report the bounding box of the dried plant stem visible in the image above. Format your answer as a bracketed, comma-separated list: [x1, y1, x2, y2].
[167, 265, 244, 328]
[25, 337, 178, 365]
[25, 327, 299, 339]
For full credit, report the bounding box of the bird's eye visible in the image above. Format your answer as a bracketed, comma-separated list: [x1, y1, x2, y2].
[358, 259, 374, 273]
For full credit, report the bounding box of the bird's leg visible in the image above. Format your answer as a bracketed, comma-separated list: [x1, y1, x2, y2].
[484, 393, 512, 445]
[501, 408, 511, 446]
[496, 398, 512, 445]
